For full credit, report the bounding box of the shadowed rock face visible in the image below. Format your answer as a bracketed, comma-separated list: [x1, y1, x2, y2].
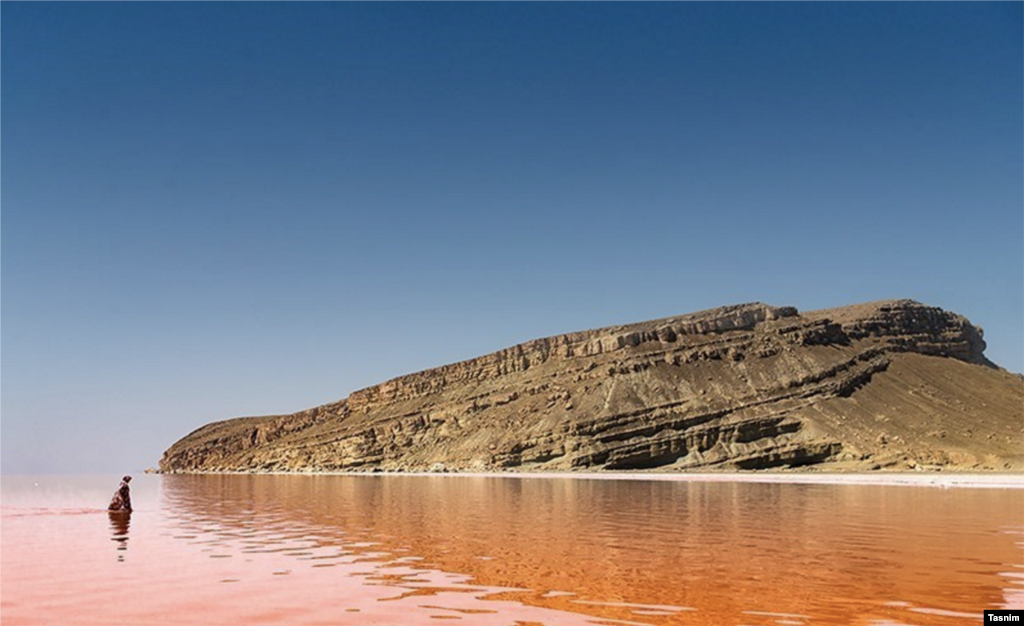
[159, 300, 1023, 474]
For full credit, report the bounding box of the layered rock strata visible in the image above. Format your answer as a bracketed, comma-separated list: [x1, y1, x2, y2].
[159, 300, 1023, 473]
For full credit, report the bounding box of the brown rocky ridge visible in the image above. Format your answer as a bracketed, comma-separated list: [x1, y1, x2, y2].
[159, 300, 1023, 474]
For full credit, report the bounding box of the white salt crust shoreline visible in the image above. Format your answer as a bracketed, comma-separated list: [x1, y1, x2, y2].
[176, 470, 1024, 489]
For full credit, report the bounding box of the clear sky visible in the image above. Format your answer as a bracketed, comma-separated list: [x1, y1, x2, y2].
[3, 3, 1021, 474]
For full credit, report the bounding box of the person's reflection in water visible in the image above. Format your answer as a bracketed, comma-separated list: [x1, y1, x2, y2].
[108, 511, 130, 562]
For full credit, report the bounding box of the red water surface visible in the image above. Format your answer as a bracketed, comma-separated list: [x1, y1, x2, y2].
[2, 474, 1021, 626]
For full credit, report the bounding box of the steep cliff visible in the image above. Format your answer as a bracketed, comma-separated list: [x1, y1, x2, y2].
[159, 300, 1023, 473]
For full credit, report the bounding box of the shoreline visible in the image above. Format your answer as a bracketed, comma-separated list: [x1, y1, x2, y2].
[156, 470, 1024, 489]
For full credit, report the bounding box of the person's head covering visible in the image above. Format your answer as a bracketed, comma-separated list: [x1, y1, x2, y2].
[122, 475, 132, 483]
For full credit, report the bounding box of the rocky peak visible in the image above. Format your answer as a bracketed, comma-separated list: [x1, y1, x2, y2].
[810, 300, 989, 365]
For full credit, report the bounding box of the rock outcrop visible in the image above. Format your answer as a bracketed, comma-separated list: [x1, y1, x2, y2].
[159, 300, 1023, 473]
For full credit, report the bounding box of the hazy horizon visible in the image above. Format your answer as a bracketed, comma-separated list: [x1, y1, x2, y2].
[3, 3, 1022, 474]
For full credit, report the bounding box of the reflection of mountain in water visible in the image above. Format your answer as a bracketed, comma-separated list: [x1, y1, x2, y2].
[161, 474, 1023, 626]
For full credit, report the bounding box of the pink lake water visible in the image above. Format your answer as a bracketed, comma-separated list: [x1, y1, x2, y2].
[2, 474, 1021, 626]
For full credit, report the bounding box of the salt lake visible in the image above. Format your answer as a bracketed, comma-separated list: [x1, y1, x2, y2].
[2, 473, 1021, 625]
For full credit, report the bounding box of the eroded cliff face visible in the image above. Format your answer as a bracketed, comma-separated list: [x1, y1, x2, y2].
[159, 300, 1023, 473]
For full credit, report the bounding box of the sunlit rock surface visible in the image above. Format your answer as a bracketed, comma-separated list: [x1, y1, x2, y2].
[160, 300, 1023, 473]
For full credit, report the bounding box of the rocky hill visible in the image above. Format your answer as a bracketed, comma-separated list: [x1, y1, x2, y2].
[159, 300, 1023, 473]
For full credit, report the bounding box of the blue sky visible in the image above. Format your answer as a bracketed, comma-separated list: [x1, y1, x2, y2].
[3, 3, 1021, 474]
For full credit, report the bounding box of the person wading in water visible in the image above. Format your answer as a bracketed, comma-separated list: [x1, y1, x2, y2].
[108, 475, 132, 512]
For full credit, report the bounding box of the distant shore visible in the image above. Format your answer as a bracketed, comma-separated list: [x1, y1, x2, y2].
[157, 470, 1024, 489]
